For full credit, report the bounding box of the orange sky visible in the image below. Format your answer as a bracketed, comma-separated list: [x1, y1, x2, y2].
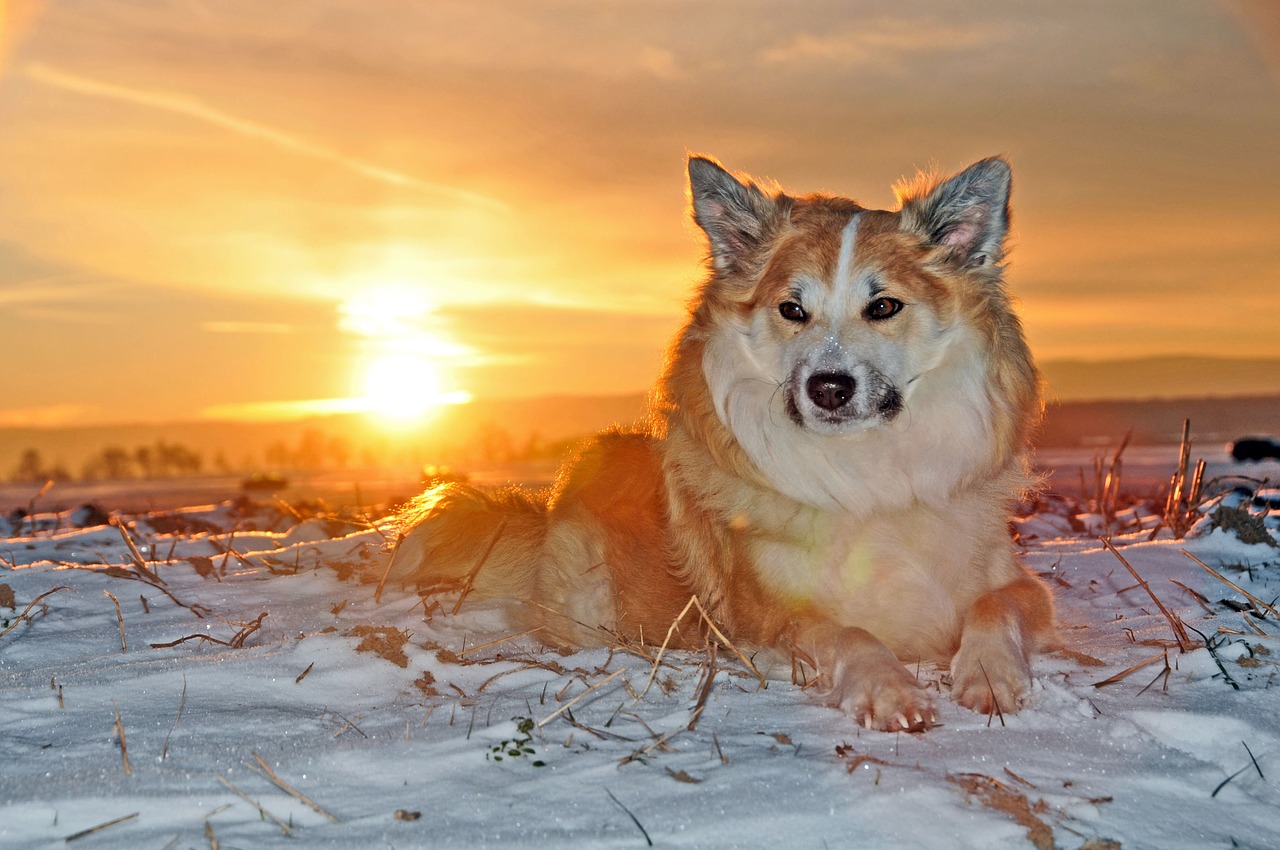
[1, 1, 1279, 426]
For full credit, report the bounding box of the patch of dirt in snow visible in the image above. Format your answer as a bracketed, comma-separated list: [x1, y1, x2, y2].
[1, 492, 1279, 849]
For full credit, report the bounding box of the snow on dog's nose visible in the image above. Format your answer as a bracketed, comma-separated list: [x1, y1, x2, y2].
[806, 372, 855, 411]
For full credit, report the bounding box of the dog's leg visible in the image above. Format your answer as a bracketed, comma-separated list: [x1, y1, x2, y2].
[793, 621, 935, 732]
[949, 572, 1057, 715]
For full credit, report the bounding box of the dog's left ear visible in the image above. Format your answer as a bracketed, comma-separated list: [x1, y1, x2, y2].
[899, 157, 1011, 268]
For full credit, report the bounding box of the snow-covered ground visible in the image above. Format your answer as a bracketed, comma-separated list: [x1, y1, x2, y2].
[2, 460, 1279, 849]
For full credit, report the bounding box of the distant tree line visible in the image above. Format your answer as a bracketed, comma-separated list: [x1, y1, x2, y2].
[10, 441, 211, 484]
[6, 424, 588, 485]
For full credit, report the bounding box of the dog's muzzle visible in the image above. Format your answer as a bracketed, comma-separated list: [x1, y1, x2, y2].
[787, 369, 903, 428]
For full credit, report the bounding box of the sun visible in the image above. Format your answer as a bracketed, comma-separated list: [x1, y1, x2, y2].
[360, 353, 468, 425]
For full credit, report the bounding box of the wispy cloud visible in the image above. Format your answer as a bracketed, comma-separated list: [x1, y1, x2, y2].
[202, 321, 296, 335]
[760, 19, 1010, 68]
[24, 62, 508, 210]
[0, 403, 98, 428]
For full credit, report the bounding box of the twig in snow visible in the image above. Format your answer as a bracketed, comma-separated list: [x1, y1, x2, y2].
[1134, 650, 1172, 696]
[162, 675, 186, 761]
[1211, 741, 1266, 797]
[451, 519, 507, 615]
[1167, 578, 1213, 615]
[458, 627, 544, 657]
[537, 669, 626, 728]
[1182, 549, 1279, 619]
[64, 811, 139, 842]
[979, 661, 1006, 727]
[149, 612, 267, 649]
[113, 702, 132, 776]
[688, 640, 719, 731]
[635, 594, 764, 702]
[248, 751, 339, 823]
[1184, 623, 1241, 691]
[0, 585, 69, 639]
[1092, 651, 1168, 688]
[111, 518, 163, 584]
[605, 788, 653, 847]
[1102, 538, 1195, 651]
[104, 590, 126, 652]
[373, 532, 405, 603]
[217, 776, 293, 835]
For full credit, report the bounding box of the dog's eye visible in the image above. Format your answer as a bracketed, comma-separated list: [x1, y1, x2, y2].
[778, 301, 807, 322]
[865, 297, 903, 321]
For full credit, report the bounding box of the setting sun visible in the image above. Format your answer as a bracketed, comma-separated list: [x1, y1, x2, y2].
[359, 352, 470, 426]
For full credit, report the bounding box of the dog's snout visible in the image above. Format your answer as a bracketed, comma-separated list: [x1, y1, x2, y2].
[806, 372, 855, 411]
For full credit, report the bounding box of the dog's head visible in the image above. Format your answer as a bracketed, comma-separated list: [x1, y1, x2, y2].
[690, 154, 1019, 436]
[683, 155, 1038, 509]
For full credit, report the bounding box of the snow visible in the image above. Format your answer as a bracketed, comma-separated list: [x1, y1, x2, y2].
[2, 469, 1280, 850]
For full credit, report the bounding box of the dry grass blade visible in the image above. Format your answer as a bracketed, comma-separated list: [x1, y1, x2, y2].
[1092, 651, 1168, 688]
[64, 811, 139, 843]
[111, 518, 164, 584]
[605, 788, 653, 847]
[209, 536, 263, 572]
[0, 585, 69, 640]
[104, 590, 126, 652]
[451, 518, 507, 615]
[373, 532, 406, 603]
[204, 820, 218, 850]
[1153, 420, 1206, 540]
[162, 675, 187, 761]
[1102, 538, 1195, 652]
[1182, 549, 1279, 619]
[248, 751, 339, 823]
[150, 612, 268, 650]
[635, 594, 764, 702]
[458, 627, 543, 657]
[114, 702, 132, 776]
[979, 661, 1006, 727]
[537, 668, 626, 728]
[687, 641, 719, 731]
[217, 776, 293, 836]
[1093, 430, 1131, 533]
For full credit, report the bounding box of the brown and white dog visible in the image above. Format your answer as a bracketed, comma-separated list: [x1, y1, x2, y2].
[385, 155, 1057, 731]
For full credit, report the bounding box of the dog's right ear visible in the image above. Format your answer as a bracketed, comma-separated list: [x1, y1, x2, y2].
[688, 156, 780, 275]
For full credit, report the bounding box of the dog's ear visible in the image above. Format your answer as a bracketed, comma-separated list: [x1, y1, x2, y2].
[688, 156, 781, 274]
[899, 157, 1011, 268]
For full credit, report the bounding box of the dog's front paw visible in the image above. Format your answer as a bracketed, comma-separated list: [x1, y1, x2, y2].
[950, 631, 1032, 716]
[829, 648, 936, 733]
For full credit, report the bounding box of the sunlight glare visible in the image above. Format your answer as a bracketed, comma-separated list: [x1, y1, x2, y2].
[360, 353, 470, 426]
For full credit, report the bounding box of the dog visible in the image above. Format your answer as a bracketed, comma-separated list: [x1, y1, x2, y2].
[383, 154, 1058, 732]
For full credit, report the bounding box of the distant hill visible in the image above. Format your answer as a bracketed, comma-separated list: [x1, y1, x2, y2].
[1039, 355, 1280, 401]
[1039, 395, 1280, 448]
[3, 380, 1278, 479]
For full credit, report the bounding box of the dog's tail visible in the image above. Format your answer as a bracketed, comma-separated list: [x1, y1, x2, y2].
[382, 483, 547, 599]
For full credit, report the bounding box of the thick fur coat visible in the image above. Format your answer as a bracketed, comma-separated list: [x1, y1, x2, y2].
[385, 155, 1058, 731]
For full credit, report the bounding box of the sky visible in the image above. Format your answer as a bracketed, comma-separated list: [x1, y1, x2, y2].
[1, 0, 1279, 426]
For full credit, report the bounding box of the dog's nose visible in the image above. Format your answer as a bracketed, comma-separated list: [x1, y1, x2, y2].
[806, 373, 855, 411]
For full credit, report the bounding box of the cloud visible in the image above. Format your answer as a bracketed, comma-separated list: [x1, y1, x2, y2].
[759, 18, 1010, 68]
[0, 403, 98, 428]
[23, 62, 507, 211]
[201, 321, 296, 334]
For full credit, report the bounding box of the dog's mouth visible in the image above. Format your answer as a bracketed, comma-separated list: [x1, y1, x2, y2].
[784, 367, 903, 431]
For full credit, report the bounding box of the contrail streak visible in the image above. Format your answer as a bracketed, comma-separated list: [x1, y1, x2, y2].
[25, 62, 507, 210]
